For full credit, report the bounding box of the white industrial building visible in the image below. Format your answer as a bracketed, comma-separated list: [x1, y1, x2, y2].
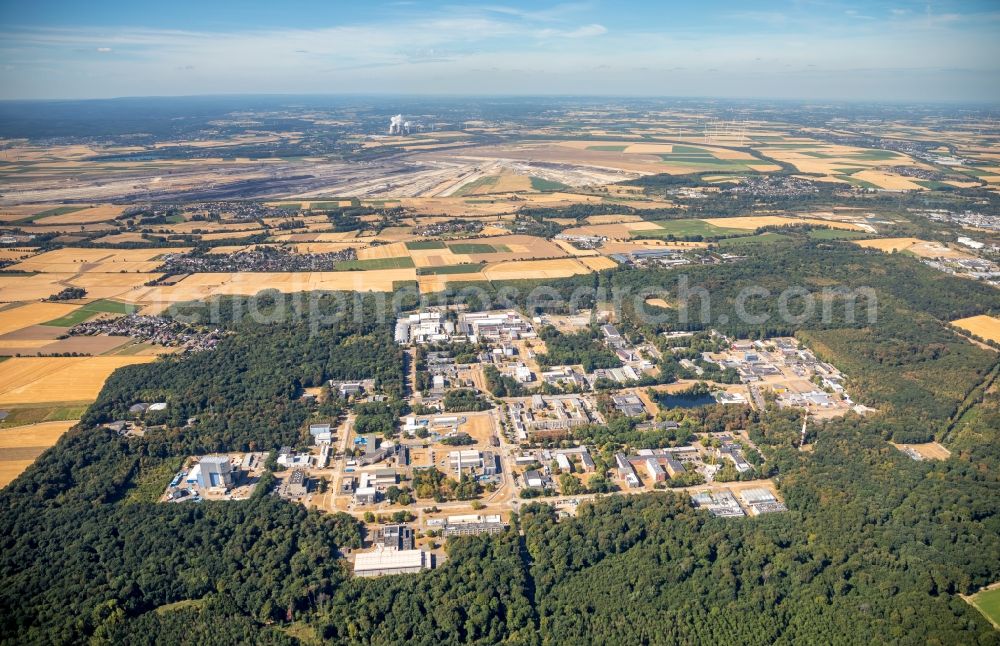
[309, 423, 332, 445]
[459, 311, 535, 342]
[354, 545, 429, 577]
[395, 312, 455, 345]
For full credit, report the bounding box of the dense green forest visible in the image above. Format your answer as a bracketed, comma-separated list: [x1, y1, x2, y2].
[535, 326, 622, 371]
[443, 389, 493, 412]
[2, 239, 1000, 644]
[611, 241, 1000, 442]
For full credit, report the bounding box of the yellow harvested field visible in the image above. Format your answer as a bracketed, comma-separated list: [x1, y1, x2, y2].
[0, 302, 79, 335]
[0, 274, 73, 302]
[853, 237, 924, 253]
[469, 234, 569, 260]
[482, 258, 592, 280]
[952, 315, 1000, 343]
[272, 231, 358, 242]
[492, 174, 532, 192]
[417, 272, 487, 294]
[0, 271, 160, 303]
[700, 216, 864, 231]
[290, 242, 364, 254]
[0, 420, 78, 487]
[200, 229, 268, 241]
[562, 221, 663, 239]
[356, 242, 409, 261]
[0, 356, 157, 405]
[552, 239, 598, 256]
[0, 339, 57, 350]
[645, 297, 672, 308]
[131, 269, 418, 304]
[69, 273, 162, 299]
[851, 170, 926, 191]
[371, 227, 417, 242]
[579, 256, 618, 271]
[10, 247, 187, 273]
[204, 245, 252, 255]
[261, 214, 328, 228]
[0, 420, 77, 450]
[759, 144, 921, 176]
[0, 249, 38, 261]
[34, 204, 125, 224]
[586, 214, 644, 224]
[157, 221, 256, 234]
[622, 143, 677, 154]
[89, 232, 152, 245]
[0, 205, 47, 223]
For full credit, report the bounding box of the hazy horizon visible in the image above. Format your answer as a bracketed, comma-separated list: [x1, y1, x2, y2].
[2, 92, 1000, 107]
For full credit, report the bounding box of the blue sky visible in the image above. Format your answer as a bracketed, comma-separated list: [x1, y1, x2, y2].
[1, 1, 998, 101]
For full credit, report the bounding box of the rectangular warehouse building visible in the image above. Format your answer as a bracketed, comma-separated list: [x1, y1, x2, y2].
[354, 546, 429, 577]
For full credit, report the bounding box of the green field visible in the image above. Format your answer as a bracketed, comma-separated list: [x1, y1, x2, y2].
[915, 180, 956, 190]
[416, 263, 485, 276]
[665, 145, 719, 156]
[273, 203, 301, 211]
[657, 147, 756, 171]
[34, 206, 87, 218]
[718, 232, 794, 247]
[807, 228, 869, 240]
[530, 177, 571, 192]
[0, 404, 88, 428]
[15, 205, 87, 224]
[967, 586, 1000, 629]
[448, 243, 508, 254]
[309, 202, 344, 210]
[635, 219, 748, 239]
[586, 145, 627, 152]
[405, 240, 447, 250]
[42, 299, 138, 327]
[454, 176, 499, 196]
[334, 256, 415, 271]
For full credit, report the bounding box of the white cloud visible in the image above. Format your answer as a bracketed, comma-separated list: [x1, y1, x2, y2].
[563, 23, 607, 38]
[535, 23, 606, 39]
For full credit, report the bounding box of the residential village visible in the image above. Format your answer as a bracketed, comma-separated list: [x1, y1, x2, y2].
[151, 306, 864, 577]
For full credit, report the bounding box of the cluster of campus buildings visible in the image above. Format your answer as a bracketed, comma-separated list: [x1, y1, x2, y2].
[692, 488, 787, 517]
[354, 515, 507, 577]
[395, 310, 536, 345]
[614, 434, 754, 489]
[507, 394, 600, 441]
[703, 338, 850, 412]
[162, 452, 268, 502]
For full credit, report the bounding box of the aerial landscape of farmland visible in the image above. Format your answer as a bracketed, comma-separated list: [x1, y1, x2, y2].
[1, 1, 999, 644]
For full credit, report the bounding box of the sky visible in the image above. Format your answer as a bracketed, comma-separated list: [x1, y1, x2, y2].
[1, 0, 998, 102]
